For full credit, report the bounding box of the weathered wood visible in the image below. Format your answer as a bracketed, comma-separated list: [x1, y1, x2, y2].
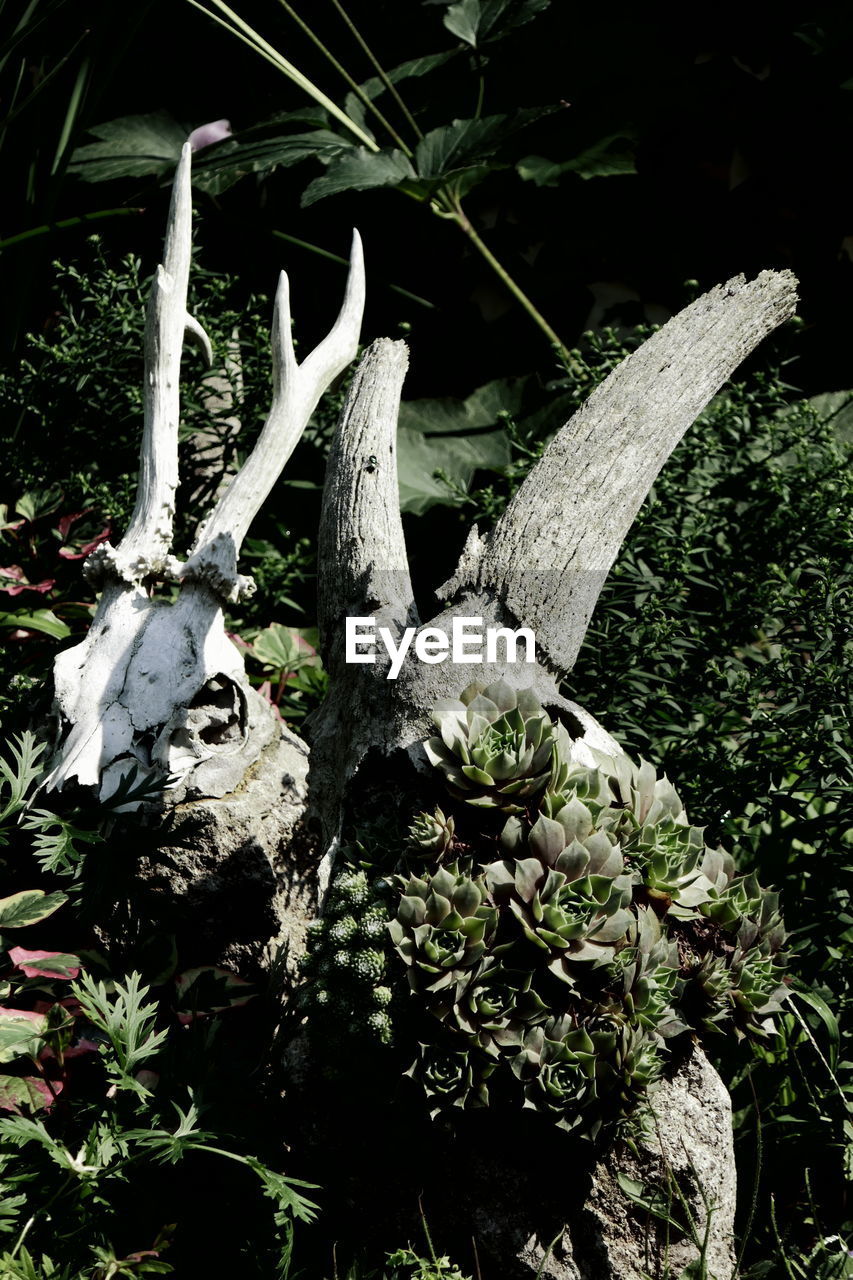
[470, 270, 799, 675]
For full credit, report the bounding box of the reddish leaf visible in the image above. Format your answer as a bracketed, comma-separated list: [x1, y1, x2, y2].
[0, 567, 55, 596]
[40, 1037, 99, 1061]
[8, 948, 81, 980]
[57, 525, 111, 560]
[56, 509, 89, 541]
[0, 1073, 63, 1113]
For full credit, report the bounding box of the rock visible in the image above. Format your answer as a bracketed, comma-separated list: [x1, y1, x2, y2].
[94, 718, 317, 980]
[462, 1044, 735, 1280]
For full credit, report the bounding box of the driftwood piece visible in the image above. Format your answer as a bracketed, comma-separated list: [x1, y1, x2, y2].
[43, 153, 798, 1278]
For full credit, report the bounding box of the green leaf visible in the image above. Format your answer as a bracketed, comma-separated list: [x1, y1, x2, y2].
[0, 609, 70, 639]
[251, 623, 307, 672]
[399, 376, 527, 435]
[0, 1074, 56, 1113]
[442, 0, 551, 46]
[415, 114, 507, 180]
[0, 1011, 48, 1065]
[301, 147, 415, 206]
[20, 810, 102, 876]
[614, 1171, 683, 1230]
[359, 50, 460, 102]
[0, 732, 45, 826]
[444, 0, 481, 44]
[397, 377, 522, 514]
[416, 108, 558, 183]
[69, 111, 188, 182]
[192, 129, 349, 188]
[793, 987, 841, 1070]
[398, 428, 510, 515]
[0, 891, 67, 930]
[808, 389, 853, 446]
[517, 133, 637, 185]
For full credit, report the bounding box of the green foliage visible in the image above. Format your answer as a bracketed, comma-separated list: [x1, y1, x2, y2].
[384, 1246, 470, 1280]
[298, 867, 396, 1055]
[388, 682, 787, 1136]
[424, 681, 558, 810]
[0, 968, 317, 1277]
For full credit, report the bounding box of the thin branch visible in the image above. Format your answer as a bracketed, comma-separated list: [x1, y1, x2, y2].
[275, 0, 414, 156]
[327, 0, 425, 140]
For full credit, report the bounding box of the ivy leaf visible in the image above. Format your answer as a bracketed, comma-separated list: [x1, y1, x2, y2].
[301, 147, 416, 206]
[69, 111, 188, 182]
[0, 891, 67, 930]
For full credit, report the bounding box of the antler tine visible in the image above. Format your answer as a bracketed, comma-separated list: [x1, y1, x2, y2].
[107, 142, 198, 582]
[449, 269, 798, 677]
[184, 230, 365, 598]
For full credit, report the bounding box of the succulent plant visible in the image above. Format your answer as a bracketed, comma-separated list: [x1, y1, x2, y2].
[389, 863, 498, 998]
[298, 861, 396, 1052]
[450, 964, 549, 1057]
[302, 686, 788, 1141]
[611, 908, 686, 1039]
[509, 1016, 601, 1132]
[408, 807, 456, 858]
[484, 812, 634, 979]
[423, 680, 558, 810]
[409, 1039, 494, 1116]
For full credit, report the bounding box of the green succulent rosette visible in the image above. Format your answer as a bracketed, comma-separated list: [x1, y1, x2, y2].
[408, 1039, 495, 1117]
[449, 963, 549, 1057]
[484, 812, 633, 979]
[407, 806, 455, 858]
[509, 1015, 602, 1133]
[389, 863, 498, 998]
[423, 679, 558, 810]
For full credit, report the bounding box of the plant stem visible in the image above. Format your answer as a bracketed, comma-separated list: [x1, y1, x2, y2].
[185, 0, 379, 150]
[270, 228, 436, 308]
[327, 0, 425, 140]
[448, 197, 578, 373]
[274, 0, 413, 155]
[0, 207, 143, 251]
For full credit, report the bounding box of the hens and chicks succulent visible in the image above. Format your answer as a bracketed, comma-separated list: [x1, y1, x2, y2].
[300, 681, 786, 1136]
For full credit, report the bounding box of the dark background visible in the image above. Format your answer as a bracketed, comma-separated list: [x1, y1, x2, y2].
[3, 1, 853, 395]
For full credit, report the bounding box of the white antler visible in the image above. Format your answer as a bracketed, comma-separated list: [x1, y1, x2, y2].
[91, 142, 210, 585]
[182, 231, 366, 600]
[45, 152, 365, 795]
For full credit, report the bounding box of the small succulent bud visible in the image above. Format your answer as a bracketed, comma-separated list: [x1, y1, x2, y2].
[408, 806, 456, 857]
